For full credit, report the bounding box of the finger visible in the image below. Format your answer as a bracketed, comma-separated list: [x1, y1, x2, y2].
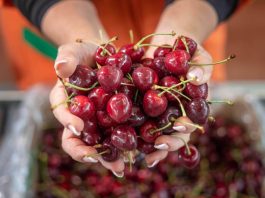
[172, 116, 197, 133]
[55, 42, 97, 78]
[145, 150, 168, 168]
[154, 133, 190, 152]
[62, 128, 98, 163]
[98, 157, 125, 178]
[187, 45, 213, 85]
[50, 80, 84, 135]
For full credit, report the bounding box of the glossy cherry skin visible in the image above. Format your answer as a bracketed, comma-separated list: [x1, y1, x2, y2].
[140, 121, 161, 143]
[95, 44, 116, 66]
[106, 52, 132, 74]
[178, 145, 200, 169]
[143, 90, 168, 117]
[97, 66, 123, 92]
[174, 36, 197, 57]
[164, 50, 191, 75]
[107, 93, 132, 123]
[153, 57, 170, 78]
[132, 67, 159, 92]
[69, 95, 96, 120]
[97, 138, 120, 162]
[96, 111, 117, 128]
[158, 106, 181, 134]
[111, 125, 137, 151]
[119, 44, 145, 62]
[88, 87, 112, 110]
[137, 138, 156, 154]
[186, 98, 209, 124]
[82, 131, 101, 146]
[184, 83, 208, 99]
[82, 117, 98, 134]
[159, 76, 181, 101]
[118, 78, 136, 99]
[141, 58, 154, 68]
[154, 45, 172, 58]
[127, 105, 147, 127]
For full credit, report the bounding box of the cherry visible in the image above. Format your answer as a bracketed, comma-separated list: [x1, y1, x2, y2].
[164, 50, 191, 75]
[88, 87, 112, 110]
[184, 83, 208, 99]
[119, 44, 145, 62]
[186, 98, 209, 124]
[178, 145, 200, 169]
[143, 90, 168, 117]
[69, 95, 96, 120]
[111, 125, 137, 151]
[103, 127, 114, 137]
[95, 43, 116, 66]
[97, 138, 120, 162]
[96, 111, 117, 128]
[82, 117, 98, 134]
[141, 58, 154, 68]
[142, 57, 167, 78]
[154, 45, 172, 58]
[159, 76, 181, 101]
[137, 138, 156, 154]
[139, 121, 162, 143]
[107, 93, 132, 123]
[106, 52, 132, 74]
[127, 105, 147, 127]
[173, 36, 197, 57]
[158, 106, 181, 134]
[118, 78, 136, 99]
[82, 131, 101, 146]
[97, 66, 123, 92]
[132, 67, 158, 92]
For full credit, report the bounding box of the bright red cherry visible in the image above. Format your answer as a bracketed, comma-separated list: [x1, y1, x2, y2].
[132, 67, 158, 92]
[96, 111, 117, 128]
[154, 45, 172, 58]
[158, 106, 181, 134]
[159, 76, 181, 101]
[127, 105, 146, 127]
[88, 87, 112, 110]
[178, 145, 200, 169]
[82, 131, 101, 146]
[164, 50, 191, 75]
[97, 66, 123, 92]
[184, 83, 208, 99]
[95, 44, 116, 66]
[107, 93, 132, 123]
[143, 90, 168, 117]
[118, 78, 136, 99]
[69, 95, 95, 120]
[119, 44, 145, 62]
[186, 98, 209, 124]
[173, 36, 197, 57]
[140, 121, 161, 143]
[111, 125, 137, 151]
[97, 138, 120, 162]
[137, 138, 156, 154]
[106, 52, 132, 74]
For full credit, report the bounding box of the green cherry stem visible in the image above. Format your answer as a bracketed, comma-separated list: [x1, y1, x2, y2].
[51, 93, 75, 110]
[85, 150, 109, 158]
[149, 122, 172, 135]
[172, 119, 205, 133]
[188, 54, 236, 66]
[134, 89, 139, 103]
[100, 36, 118, 56]
[126, 73, 133, 82]
[180, 36, 190, 54]
[171, 134, 191, 155]
[64, 81, 99, 91]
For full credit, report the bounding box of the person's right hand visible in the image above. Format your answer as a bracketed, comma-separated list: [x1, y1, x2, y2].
[49, 41, 125, 178]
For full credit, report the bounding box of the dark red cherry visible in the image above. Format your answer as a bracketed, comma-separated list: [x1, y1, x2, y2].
[103, 127, 114, 137]
[111, 125, 137, 151]
[178, 145, 200, 169]
[141, 58, 154, 68]
[127, 105, 146, 127]
[97, 138, 120, 162]
[184, 83, 208, 99]
[106, 52, 132, 74]
[132, 67, 158, 92]
[95, 44, 116, 66]
[164, 50, 191, 75]
[118, 78, 136, 99]
[137, 138, 156, 154]
[140, 121, 161, 143]
[186, 98, 209, 124]
[88, 87, 112, 110]
[82, 117, 98, 134]
[154, 45, 172, 58]
[69, 95, 95, 120]
[96, 111, 117, 128]
[82, 131, 101, 146]
[97, 66, 123, 92]
[119, 44, 144, 62]
[158, 106, 181, 134]
[143, 90, 168, 117]
[107, 93, 132, 123]
[174, 36, 197, 57]
[159, 76, 181, 101]
[152, 57, 169, 78]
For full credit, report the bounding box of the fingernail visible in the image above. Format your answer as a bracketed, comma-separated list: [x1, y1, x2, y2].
[154, 143, 169, 150]
[112, 171, 124, 178]
[187, 67, 203, 82]
[147, 160, 159, 168]
[123, 156, 129, 163]
[54, 59, 68, 70]
[83, 156, 98, 163]
[67, 124, 81, 136]
[173, 125, 187, 132]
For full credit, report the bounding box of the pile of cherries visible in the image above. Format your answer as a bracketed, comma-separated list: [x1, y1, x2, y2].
[59, 32, 234, 168]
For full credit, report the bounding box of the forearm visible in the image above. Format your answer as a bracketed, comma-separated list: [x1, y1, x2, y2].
[41, 0, 107, 45]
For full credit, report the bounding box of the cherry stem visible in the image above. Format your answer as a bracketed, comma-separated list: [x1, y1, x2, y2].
[134, 31, 176, 49]
[128, 151, 133, 172]
[51, 93, 74, 110]
[64, 81, 98, 91]
[126, 73, 133, 82]
[174, 119, 205, 133]
[85, 150, 109, 158]
[121, 82, 135, 87]
[154, 84, 190, 101]
[188, 54, 236, 66]
[207, 100, 233, 105]
[101, 36, 118, 56]
[150, 122, 172, 135]
[93, 144, 102, 149]
[180, 36, 190, 54]
[208, 116, 215, 122]
[134, 89, 139, 103]
[139, 44, 173, 48]
[129, 29, 134, 43]
[96, 62, 102, 69]
[171, 135, 191, 155]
